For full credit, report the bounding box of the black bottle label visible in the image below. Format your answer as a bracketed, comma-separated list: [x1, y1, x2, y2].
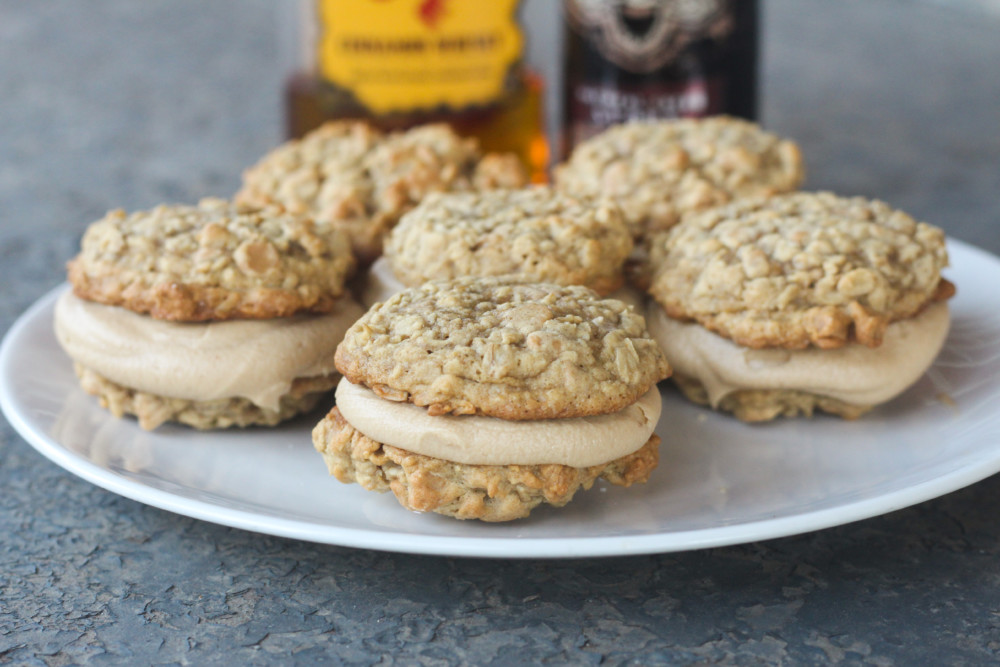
[566, 0, 735, 73]
[563, 0, 756, 149]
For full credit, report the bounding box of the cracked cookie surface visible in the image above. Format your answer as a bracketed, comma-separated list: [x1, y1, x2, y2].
[313, 407, 660, 522]
[235, 121, 527, 263]
[335, 277, 671, 419]
[67, 197, 355, 321]
[647, 192, 953, 349]
[384, 187, 632, 295]
[555, 116, 804, 239]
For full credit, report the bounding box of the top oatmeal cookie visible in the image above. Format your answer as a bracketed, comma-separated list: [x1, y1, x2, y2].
[67, 198, 356, 322]
[335, 277, 670, 420]
[383, 187, 633, 295]
[647, 192, 954, 350]
[235, 121, 527, 264]
[554, 116, 804, 239]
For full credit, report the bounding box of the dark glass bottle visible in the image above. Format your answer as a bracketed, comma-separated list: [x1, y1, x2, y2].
[562, 0, 758, 154]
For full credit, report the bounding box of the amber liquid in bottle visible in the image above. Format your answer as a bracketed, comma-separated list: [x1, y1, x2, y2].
[286, 71, 548, 182]
[285, 0, 549, 182]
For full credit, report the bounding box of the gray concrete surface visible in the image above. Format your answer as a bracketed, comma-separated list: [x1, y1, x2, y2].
[2, 0, 999, 663]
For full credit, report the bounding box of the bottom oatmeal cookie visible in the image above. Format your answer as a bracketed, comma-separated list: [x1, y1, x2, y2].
[77, 364, 336, 431]
[672, 374, 871, 422]
[313, 408, 659, 522]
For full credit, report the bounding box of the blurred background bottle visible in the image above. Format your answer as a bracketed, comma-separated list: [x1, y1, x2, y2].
[284, 0, 549, 182]
[562, 0, 758, 154]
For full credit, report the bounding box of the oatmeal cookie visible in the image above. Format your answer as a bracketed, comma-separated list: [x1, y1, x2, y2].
[555, 116, 804, 239]
[67, 198, 355, 322]
[235, 122, 527, 264]
[75, 363, 336, 431]
[671, 374, 872, 422]
[648, 192, 953, 349]
[313, 407, 659, 522]
[383, 187, 632, 295]
[335, 277, 670, 419]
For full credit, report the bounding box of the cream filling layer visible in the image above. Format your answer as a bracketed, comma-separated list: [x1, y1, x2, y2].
[360, 256, 645, 311]
[646, 301, 950, 407]
[54, 290, 364, 410]
[335, 378, 661, 467]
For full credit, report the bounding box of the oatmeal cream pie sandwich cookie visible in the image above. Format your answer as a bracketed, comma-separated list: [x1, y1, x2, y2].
[56, 198, 364, 430]
[235, 121, 527, 265]
[644, 192, 955, 422]
[555, 116, 804, 245]
[359, 187, 636, 308]
[313, 277, 671, 521]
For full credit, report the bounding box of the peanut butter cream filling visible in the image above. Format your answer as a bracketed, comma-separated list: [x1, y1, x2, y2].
[646, 301, 950, 408]
[54, 290, 364, 409]
[335, 378, 661, 466]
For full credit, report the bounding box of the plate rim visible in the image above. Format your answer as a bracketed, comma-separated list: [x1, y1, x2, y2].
[3, 238, 1000, 559]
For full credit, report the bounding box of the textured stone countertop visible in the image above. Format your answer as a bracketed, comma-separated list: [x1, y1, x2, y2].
[3, 0, 999, 663]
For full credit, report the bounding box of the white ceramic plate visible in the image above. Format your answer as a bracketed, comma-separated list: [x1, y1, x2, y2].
[3, 240, 1000, 559]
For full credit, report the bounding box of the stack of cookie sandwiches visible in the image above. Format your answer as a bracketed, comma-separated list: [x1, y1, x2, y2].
[55, 198, 363, 430]
[313, 277, 671, 521]
[360, 186, 635, 307]
[555, 116, 805, 245]
[643, 192, 954, 421]
[235, 121, 527, 265]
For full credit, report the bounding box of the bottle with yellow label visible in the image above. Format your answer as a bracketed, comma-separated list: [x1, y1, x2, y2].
[285, 0, 548, 181]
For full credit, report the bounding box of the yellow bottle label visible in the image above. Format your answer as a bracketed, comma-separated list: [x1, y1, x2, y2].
[317, 0, 523, 115]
